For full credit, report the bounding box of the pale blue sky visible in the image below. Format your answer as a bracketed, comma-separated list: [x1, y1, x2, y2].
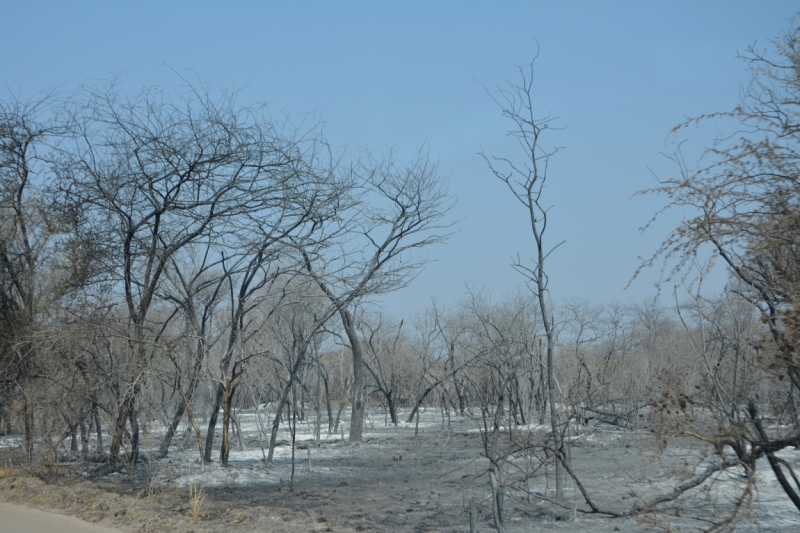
[2, 2, 796, 315]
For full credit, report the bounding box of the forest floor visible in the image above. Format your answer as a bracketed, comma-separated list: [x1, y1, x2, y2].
[0, 409, 798, 532]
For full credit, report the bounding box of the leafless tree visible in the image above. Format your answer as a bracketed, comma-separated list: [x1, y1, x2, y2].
[431, 301, 470, 417]
[459, 290, 559, 531]
[154, 243, 226, 458]
[264, 288, 328, 462]
[481, 55, 567, 499]
[302, 148, 454, 443]
[638, 19, 800, 514]
[360, 314, 406, 425]
[57, 80, 338, 466]
[403, 307, 478, 424]
[0, 93, 81, 464]
[559, 300, 603, 428]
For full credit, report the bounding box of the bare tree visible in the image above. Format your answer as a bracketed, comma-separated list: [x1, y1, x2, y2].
[0, 93, 78, 464]
[360, 314, 405, 426]
[638, 20, 800, 513]
[264, 288, 328, 462]
[431, 301, 470, 416]
[404, 303, 479, 424]
[58, 80, 334, 466]
[459, 290, 563, 531]
[560, 300, 603, 427]
[154, 243, 226, 458]
[481, 55, 567, 499]
[302, 148, 454, 443]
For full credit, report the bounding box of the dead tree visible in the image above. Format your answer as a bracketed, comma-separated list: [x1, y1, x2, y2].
[637, 20, 800, 514]
[360, 315, 405, 426]
[302, 148, 454, 443]
[0, 93, 77, 464]
[466, 290, 550, 529]
[481, 54, 567, 498]
[155, 243, 227, 458]
[59, 80, 341, 466]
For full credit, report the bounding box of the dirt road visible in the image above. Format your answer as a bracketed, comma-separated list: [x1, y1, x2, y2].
[0, 502, 122, 533]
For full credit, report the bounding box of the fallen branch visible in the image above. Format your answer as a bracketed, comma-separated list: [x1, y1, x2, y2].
[558, 452, 740, 517]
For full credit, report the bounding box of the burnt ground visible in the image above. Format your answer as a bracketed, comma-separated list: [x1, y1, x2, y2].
[0, 412, 798, 532]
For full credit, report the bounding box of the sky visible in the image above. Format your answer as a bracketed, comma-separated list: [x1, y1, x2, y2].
[2, 2, 797, 317]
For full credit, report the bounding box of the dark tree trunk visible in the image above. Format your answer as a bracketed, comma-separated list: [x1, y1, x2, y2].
[387, 392, 399, 426]
[333, 377, 352, 434]
[204, 386, 224, 463]
[109, 390, 135, 463]
[128, 402, 140, 465]
[220, 385, 235, 466]
[339, 308, 365, 443]
[80, 419, 89, 457]
[21, 368, 34, 465]
[268, 351, 308, 461]
[93, 403, 103, 453]
[157, 342, 206, 458]
[323, 373, 334, 431]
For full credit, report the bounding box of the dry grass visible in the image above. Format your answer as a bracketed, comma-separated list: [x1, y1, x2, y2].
[186, 483, 205, 522]
[0, 464, 15, 478]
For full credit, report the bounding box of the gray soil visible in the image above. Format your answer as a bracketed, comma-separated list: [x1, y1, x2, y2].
[0, 416, 796, 532]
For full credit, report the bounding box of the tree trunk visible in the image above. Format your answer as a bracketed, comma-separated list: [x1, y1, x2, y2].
[110, 334, 146, 466]
[2, 408, 10, 435]
[158, 403, 186, 458]
[204, 300, 246, 463]
[128, 402, 140, 466]
[323, 373, 334, 432]
[314, 364, 322, 443]
[268, 351, 308, 461]
[93, 403, 103, 453]
[21, 367, 34, 465]
[70, 424, 78, 452]
[80, 419, 88, 457]
[333, 377, 352, 435]
[545, 319, 565, 500]
[538, 346, 547, 425]
[220, 385, 233, 466]
[203, 386, 224, 463]
[488, 393, 506, 533]
[109, 386, 138, 464]
[448, 343, 467, 415]
[339, 307, 365, 443]
[157, 340, 206, 458]
[232, 409, 246, 451]
[456, 377, 467, 416]
[387, 393, 399, 426]
[405, 384, 437, 423]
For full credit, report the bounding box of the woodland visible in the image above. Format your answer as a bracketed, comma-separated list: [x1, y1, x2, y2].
[1, 19, 800, 533]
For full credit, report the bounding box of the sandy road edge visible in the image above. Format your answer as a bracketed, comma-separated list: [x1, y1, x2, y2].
[0, 501, 124, 533]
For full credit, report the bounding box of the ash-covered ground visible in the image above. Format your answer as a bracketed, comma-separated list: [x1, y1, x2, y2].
[1, 408, 798, 532]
